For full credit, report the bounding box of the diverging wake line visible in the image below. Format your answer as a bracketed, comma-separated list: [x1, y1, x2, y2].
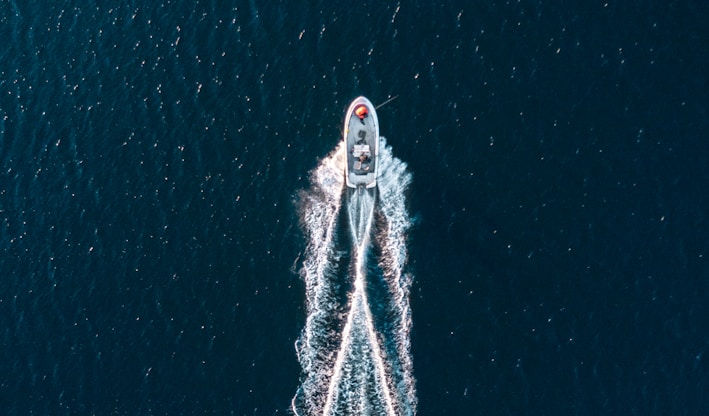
[293, 138, 416, 416]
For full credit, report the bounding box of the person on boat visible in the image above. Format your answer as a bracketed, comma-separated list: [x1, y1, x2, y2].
[359, 153, 370, 171]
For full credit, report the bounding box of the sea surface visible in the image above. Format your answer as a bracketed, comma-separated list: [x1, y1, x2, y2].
[1, 1, 708, 415]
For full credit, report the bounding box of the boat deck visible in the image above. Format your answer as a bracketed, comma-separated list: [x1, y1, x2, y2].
[345, 98, 378, 188]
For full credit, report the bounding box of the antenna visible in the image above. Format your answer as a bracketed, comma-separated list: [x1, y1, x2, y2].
[375, 95, 399, 110]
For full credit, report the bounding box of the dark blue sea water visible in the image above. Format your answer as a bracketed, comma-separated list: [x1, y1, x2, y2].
[1, 1, 707, 415]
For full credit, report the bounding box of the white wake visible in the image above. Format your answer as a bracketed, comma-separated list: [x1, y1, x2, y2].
[293, 138, 416, 416]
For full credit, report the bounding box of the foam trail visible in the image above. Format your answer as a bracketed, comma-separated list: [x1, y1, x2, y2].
[293, 137, 416, 415]
[323, 189, 397, 416]
[376, 142, 417, 413]
[293, 143, 346, 414]
[347, 188, 376, 247]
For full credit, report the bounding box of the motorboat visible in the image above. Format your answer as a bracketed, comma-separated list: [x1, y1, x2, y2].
[343, 96, 379, 189]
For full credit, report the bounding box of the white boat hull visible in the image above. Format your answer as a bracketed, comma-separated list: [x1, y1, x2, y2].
[343, 96, 379, 189]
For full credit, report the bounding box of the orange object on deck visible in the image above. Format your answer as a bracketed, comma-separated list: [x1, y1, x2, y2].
[355, 105, 368, 119]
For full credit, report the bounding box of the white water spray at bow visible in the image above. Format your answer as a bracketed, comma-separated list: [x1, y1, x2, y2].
[293, 138, 416, 415]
